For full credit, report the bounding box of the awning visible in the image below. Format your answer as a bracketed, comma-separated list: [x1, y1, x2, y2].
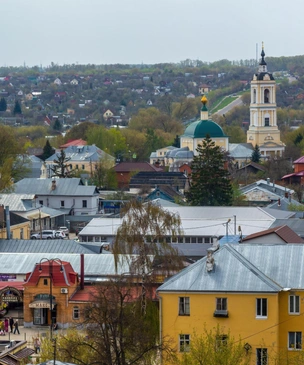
[29, 300, 56, 309]
[27, 212, 50, 220]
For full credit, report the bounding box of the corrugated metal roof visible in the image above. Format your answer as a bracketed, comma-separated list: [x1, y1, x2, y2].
[0, 253, 140, 277]
[0, 239, 94, 254]
[158, 244, 304, 293]
[14, 178, 98, 196]
[0, 194, 36, 211]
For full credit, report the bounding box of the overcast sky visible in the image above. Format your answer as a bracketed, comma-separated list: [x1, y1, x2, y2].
[1, 0, 304, 67]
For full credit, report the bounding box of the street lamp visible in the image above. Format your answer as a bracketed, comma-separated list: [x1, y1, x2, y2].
[38, 258, 63, 339]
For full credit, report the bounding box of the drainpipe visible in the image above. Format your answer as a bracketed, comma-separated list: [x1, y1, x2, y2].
[5, 206, 10, 240]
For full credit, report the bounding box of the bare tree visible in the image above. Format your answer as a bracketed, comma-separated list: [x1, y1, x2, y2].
[113, 200, 183, 314]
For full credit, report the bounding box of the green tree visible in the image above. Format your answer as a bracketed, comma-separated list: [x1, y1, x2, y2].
[186, 135, 233, 206]
[113, 200, 183, 314]
[13, 100, 22, 115]
[251, 144, 261, 163]
[0, 97, 7, 111]
[50, 150, 75, 178]
[93, 156, 117, 189]
[53, 119, 62, 131]
[42, 140, 54, 161]
[172, 326, 251, 365]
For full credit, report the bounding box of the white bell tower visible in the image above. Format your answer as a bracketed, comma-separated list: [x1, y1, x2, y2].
[247, 43, 285, 157]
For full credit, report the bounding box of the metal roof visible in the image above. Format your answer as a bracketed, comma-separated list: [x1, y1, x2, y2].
[0, 194, 36, 211]
[158, 244, 304, 293]
[0, 253, 139, 277]
[0, 239, 94, 254]
[14, 178, 98, 196]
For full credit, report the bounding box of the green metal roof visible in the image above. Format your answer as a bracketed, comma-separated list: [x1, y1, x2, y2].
[183, 119, 227, 139]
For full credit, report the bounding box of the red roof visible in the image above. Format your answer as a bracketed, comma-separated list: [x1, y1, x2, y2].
[242, 225, 304, 244]
[294, 156, 304, 164]
[60, 139, 87, 148]
[282, 171, 304, 179]
[113, 162, 162, 173]
[24, 261, 78, 287]
[0, 282, 24, 291]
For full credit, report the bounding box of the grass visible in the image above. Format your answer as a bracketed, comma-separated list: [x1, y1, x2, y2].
[210, 96, 239, 114]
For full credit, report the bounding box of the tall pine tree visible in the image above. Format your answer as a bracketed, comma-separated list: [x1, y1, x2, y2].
[186, 135, 233, 206]
[13, 100, 22, 115]
[251, 144, 261, 163]
[42, 140, 54, 161]
[0, 97, 7, 111]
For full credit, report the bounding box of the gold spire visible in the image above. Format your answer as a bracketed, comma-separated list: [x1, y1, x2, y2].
[201, 95, 208, 105]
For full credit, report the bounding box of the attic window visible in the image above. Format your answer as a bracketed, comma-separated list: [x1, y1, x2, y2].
[43, 279, 48, 285]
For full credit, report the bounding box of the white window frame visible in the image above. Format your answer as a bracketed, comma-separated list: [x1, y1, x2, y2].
[179, 334, 190, 353]
[288, 332, 302, 350]
[289, 295, 300, 315]
[256, 298, 267, 318]
[179, 297, 190, 316]
[73, 306, 80, 320]
[256, 348, 268, 365]
[216, 297, 227, 311]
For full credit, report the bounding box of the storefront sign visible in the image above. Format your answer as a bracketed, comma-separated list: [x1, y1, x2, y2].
[3, 295, 18, 302]
[29, 301, 55, 309]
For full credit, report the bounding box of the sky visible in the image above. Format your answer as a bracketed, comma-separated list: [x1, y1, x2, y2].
[1, 0, 304, 67]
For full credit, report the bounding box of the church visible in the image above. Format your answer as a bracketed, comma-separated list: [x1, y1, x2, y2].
[150, 45, 285, 170]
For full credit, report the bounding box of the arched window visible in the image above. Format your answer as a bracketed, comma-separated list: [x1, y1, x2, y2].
[253, 89, 256, 103]
[264, 89, 270, 103]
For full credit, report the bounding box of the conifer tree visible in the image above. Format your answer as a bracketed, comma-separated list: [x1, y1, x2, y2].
[251, 144, 261, 163]
[13, 100, 22, 115]
[42, 140, 54, 161]
[186, 135, 233, 206]
[0, 97, 7, 112]
[51, 150, 74, 178]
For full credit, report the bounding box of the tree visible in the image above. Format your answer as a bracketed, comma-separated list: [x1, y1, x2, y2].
[251, 144, 261, 163]
[13, 100, 22, 115]
[186, 135, 233, 206]
[50, 150, 75, 178]
[93, 156, 117, 189]
[172, 326, 251, 365]
[53, 118, 62, 131]
[113, 200, 183, 314]
[39, 280, 172, 365]
[42, 140, 54, 161]
[0, 97, 7, 112]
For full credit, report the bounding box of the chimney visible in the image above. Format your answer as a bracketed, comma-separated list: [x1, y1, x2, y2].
[267, 178, 270, 185]
[80, 254, 84, 290]
[51, 180, 56, 190]
[206, 249, 215, 272]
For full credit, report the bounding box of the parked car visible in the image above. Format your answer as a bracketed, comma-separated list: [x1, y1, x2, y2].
[58, 226, 69, 236]
[55, 231, 66, 239]
[31, 230, 56, 239]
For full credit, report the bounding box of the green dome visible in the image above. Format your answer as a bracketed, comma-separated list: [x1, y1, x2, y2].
[183, 119, 227, 139]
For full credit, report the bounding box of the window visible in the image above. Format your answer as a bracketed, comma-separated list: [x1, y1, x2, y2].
[256, 298, 267, 318]
[216, 298, 227, 311]
[82, 200, 87, 208]
[43, 279, 48, 285]
[288, 332, 302, 350]
[214, 298, 228, 317]
[191, 237, 197, 243]
[76, 164, 79, 170]
[20, 228, 24, 239]
[179, 297, 190, 316]
[39, 200, 43, 205]
[82, 164, 85, 170]
[179, 334, 190, 352]
[256, 348, 268, 365]
[264, 89, 269, 103]
[289, 295, 300, 314]
[73, 306, 80, 320]
[253, 89, 256, 103]
[61, 200, 65, 207]
[216, 334, 228, 350]
[265, 117, 270, 126]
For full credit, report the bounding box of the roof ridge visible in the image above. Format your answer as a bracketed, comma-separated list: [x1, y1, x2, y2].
[226, 245, 282, 291]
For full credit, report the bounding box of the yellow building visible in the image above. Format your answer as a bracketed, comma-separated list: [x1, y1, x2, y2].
[157, 244, 304, 365]
[0, 205, 31, 239]
[247, 44, 285, 157]
[180, 96, 229, 153]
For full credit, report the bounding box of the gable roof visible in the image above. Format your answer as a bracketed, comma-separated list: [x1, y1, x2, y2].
[60, 139, 87, 148]
[241, 225, 304, 243]
[13, 178, 98, 196]
[158, 244, 282, 293]
[0, 194, 36, 211]
[113, 162, 161, 173]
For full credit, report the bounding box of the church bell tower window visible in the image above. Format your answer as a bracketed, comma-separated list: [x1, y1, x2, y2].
[264, 89, 269, 103]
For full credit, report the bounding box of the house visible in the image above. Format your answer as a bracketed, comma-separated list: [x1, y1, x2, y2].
[70, 78, 79, 85]
[145, 185, 185, 203]
[282, 156, 304, 185]
[240, 224, 304, 244]
[234, 161, 267, 182]
[157, 244, 304, 364]
[13, 178, 99, 215]
[0, 205, 30, 239]
[54, 78, 62, 85]
[103, 109, 114, 119]
[60, 139, 87, 149]
[42, 145, 115, 178]
[198, 83, 210, 94]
